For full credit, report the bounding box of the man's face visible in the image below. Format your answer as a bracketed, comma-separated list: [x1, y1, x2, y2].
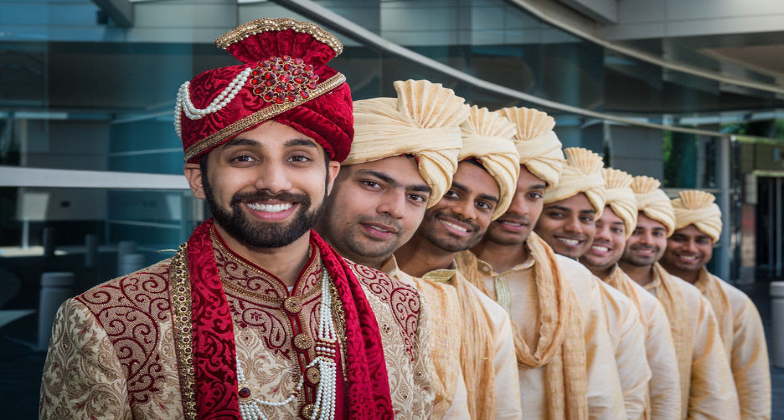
[416, 161, 500, 253]
[483, 165, 546, 246]
[185, 121, 340, 249]
[621, 213, 668, 267]
[581, 206, 626, 270]
[662, 224, 714, 273]
[535, 193, 597, 259]
[318, 156, 431, 264]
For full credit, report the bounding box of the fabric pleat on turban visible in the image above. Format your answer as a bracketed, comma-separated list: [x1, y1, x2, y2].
[458, 106, 521, 220]
[602, 168, 637, 239]
[671, 190, 722, 242]
[177, 18, 353, 163]
[496, 107, 564, 188]
[543, 147, 606, 218]
[345, 80, 468, 207]
[630, 176, 675, 236]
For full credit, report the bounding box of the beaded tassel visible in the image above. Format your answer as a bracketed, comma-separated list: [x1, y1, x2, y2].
[236, 268, 337, 420]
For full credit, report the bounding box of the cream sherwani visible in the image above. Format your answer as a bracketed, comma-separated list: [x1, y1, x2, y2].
[644, 265, 740, 420]
[605, 265, 681, 420]
[694, 269, 771, 420]
[385, 257, 522, 420]
[597, 279, 651, 420]
[465, 252, 627, 420]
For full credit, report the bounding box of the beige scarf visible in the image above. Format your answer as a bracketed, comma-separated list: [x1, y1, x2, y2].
[647, 263, 693, 418]
[693, 268, 733, 356]
[423, 267, 497, 420]
[458, 233, 588, 420]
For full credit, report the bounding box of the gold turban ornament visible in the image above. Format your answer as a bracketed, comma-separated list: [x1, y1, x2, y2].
[543, 147, 606, 218]
[602, 168, 637, 239]
[458, 106, 521, 220]
[630, 176, 675, 237]
[496, 107, 564, 188]
[671, 190, 722, 243]
[346, 79, 469, 207]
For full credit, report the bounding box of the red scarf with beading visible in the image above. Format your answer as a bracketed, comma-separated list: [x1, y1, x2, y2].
[184, 219, 394, 419]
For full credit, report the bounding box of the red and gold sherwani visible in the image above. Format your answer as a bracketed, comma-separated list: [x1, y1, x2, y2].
[40, 221, 433, 419]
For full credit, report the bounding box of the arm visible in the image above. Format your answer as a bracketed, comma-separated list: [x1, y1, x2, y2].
[730, 296, 771, 420]
[39, 298, 132, 420]
[644, 300, 682, 420]
[492, 310, 523, 420]
[687, 296, 740, 420]
[607, 288, 650, 420]
[412, 290, 437, 420]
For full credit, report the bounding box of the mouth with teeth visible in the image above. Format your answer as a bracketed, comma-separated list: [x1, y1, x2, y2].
[555, 236, 583, 247]
[360, 221, 400, 240]
[244, 201, 297, 221]
[675, 253, 701, 263]
[589, 243, 612, 255]
[496, 217, 529, 233]
[439, 218, 472, 236]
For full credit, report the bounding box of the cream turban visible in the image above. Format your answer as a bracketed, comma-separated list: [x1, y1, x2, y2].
[458, 106, 521, 220]
[671, 190, 722, 242]
[603, 168, 637, 239]
[346, 79, 469, 207]
[496, 107, 564, 188]
[630, 175, 675, 237]
[543, 147, 606, 218]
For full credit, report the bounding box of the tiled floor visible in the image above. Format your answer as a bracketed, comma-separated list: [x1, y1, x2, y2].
[3, 281, 784, 417]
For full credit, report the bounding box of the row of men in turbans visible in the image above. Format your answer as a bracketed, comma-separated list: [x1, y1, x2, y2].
[40, 18, 770, 420]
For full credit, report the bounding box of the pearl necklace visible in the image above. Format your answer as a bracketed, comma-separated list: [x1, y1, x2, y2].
[173, 67, 252, 138]
[236, 267, 337, 420]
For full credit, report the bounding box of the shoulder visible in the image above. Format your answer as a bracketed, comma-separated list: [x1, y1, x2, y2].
[346, 259, 422, 304]
[671, 274, 706, 302]
[714, 276, 758, 318]
[76, 258, 174, 322]
[555, 254, 600, 294]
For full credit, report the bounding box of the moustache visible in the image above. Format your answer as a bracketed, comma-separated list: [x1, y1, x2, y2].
[357, 215, 403, 234]
[495, 214, 530, 226]
[231, 190, 311, 207]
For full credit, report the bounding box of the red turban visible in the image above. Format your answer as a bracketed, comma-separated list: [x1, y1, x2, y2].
[175, 18, 353, 163]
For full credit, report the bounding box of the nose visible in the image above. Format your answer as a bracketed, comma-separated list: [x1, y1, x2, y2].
[638, 230, 655, 246]
[378, 190, 406, 219]
[563, 214, 582, 234]
[253, 161, 292, 193]
[450, 198, 477, 221]
[505, 191, 529, 217]
[594, 222, 611, 241]
[683, 239, 698, 253]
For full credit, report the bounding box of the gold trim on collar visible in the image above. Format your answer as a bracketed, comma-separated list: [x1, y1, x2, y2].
[422, 268, 456, 284]
[183, 73, 346, 162]
[215, 18, 343, 56]
[169, 243, 197, 420]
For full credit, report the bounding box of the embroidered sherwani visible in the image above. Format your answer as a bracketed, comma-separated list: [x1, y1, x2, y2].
[459, 250, 627, 420]
[388, 258, 522, 420]
[693, 268, 771, 420]
[40, 229, 434, 419]
[643, 264, 740, 420]
[604, 265, 681, 420]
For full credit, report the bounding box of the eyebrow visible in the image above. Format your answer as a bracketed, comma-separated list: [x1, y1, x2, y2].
[357, 169, 432, 194]
[222, 137, 318, 150]
[528, 184, 547, 191]
[222, 137, 259, 149]
[452, 181, 499, 203]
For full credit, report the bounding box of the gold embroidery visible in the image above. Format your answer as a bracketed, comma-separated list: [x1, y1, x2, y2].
[329, 282, 349, 381]
[215, 18, 343, 56]
[183, 73, 346, 162]
[170, 244, 197, 420]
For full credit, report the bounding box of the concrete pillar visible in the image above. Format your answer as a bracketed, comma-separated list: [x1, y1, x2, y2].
[771, 281, 784, 368]
[38, 272, 75, 350]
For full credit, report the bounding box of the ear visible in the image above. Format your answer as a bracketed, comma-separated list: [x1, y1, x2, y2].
[325, 160, 341, 196]
[184, 162, 206, 199]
